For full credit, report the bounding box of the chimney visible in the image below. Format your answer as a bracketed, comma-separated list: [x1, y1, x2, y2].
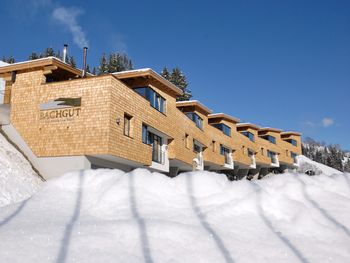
[63, 44, 68, 63]
[83, 47, 88, 77]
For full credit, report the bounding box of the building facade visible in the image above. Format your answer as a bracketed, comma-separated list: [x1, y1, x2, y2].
[0, 57, 302, 179]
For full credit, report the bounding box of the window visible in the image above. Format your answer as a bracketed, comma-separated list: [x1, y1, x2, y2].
[212, 140, 216, 152]
[149, 132, 163, 163]
[286, 150, 289, 157]
[212, 123, 231, 136]
[142, 124, 164, 163]
[248, 149, 254, 157]
[262, 135, 276, 144]
[186, 112, 203, 130]
[261, 148, 264, 156]
[268, 150, 277, 163]
[241, 131, 255, 141]
[134, 86, 166, 113]
[287, 139, 297, 146]
[142, 124, 148, 144]
[220, 145, 231, 164]
[185, 134, 189, 149]
[124, 114, 132, 137]
[291, 152, 297, 158]
[193, 141, 202, 153]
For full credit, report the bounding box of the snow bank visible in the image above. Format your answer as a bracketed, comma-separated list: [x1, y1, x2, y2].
[297, 155, 342, 175]
[0, 169, 349, 262]
[0, 133, 42, 207]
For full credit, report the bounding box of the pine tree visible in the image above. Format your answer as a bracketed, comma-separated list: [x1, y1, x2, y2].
[160, 66, 170, 80]
[68, 56, 76, 68]
[169, 67, 192, 101]
[92, 67, 96, 75]
[86, 65, 91, 73]
[43, 47, 55, 57]
[1, 56, 15, 63]
[107, 52, 133, 73]
[98, 53, 109, 75]
[29, 52, 40, 60]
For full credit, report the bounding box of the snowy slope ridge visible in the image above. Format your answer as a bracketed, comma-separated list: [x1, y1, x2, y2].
[0, 169, 349, 262]
[0, 133, 42, 207]
[297, 155, 342, 175]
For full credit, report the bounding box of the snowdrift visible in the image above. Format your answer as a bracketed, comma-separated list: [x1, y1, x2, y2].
[0, 133, 42, 207]
[297, 155, 342, 176]
[0, 169, 349, 262]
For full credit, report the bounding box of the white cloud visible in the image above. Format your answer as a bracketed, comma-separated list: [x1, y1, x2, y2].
[52, 7, 89, 48]
[322, 118, 334, 127]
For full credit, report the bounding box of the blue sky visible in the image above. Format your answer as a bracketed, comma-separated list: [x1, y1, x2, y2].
[1, 0, 349, 149]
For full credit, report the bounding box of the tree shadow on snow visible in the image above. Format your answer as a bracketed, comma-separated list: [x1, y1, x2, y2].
[0, 198, 29, 227]
[295, 176, 350, 239]
[186, 174, 235, 263]
[253, 183, 310, 263]
[129, 172, 154, 263]
[56, 170, 85, 263]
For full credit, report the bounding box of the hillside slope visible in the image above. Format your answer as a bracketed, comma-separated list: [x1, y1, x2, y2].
[0, 169, 349, 262]
[297, 155, 342, 176]
[0, 133, 42, 207]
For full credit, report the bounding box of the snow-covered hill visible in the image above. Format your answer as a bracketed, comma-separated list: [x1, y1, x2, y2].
[0, 133, 42, 207]
[297, 155, 343, 176]
[0, 169, 349, 262]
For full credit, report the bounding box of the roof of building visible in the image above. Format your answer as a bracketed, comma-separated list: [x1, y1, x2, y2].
[0, 61, 9, 67]
[236, 123, 260, 130]
[0, 57, 82, 77]
[113, 68, 183, 96]
[259, 127, 283, 133]
[281, 131, 302, 136]
[208, 113, 240, 123]
[176, 100, 212, 115]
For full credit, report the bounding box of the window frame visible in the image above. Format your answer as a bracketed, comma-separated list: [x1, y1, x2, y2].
[134, 86, 166, 114]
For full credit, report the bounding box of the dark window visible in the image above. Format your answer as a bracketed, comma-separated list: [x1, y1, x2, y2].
[248, 149, 254, 157]
[212, 123, 231, 136]
[193, 142, 201, 153]
[124, 114, 132, 137]
[185, 134, 189, 148]
[241, 131, 255, 141]
[287, 139, 297, 146]
[267, 150, 277, 163]
[186, 112, 203, 130]
[142, 124, 148, 144]
[262, 135, 276, 144]
[220, 145, 231, 164]
[142, 124, 164, 163]
[148, 132, 163, 163]
[134, 86, 166, 113]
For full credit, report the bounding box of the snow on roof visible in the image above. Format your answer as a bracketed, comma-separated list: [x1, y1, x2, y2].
[259, 127, 283, 133]
[176, 100, 212, 114]
[236, 122, 261, 130]
[208, 113, 240, 123]
[0, 61, 8, 67]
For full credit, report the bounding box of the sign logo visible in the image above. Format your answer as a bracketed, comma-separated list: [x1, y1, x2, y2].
[40, 97, 81, 121]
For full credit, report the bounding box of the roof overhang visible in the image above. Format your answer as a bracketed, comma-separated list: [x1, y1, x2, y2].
[208, 113, 240, 123]
[259, 127, 283, 133]
[281, 131, 302, 136]
[176, 100, 212, 115]
[236, 122, 260, 130]
[113, 68, 183, 96]
[0, 57, 82, 77]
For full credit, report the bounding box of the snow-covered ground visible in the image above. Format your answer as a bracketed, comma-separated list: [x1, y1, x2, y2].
[0, 168, 349, 262]
[297, 155, 342, 175]
[0, 133, 42, 207]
